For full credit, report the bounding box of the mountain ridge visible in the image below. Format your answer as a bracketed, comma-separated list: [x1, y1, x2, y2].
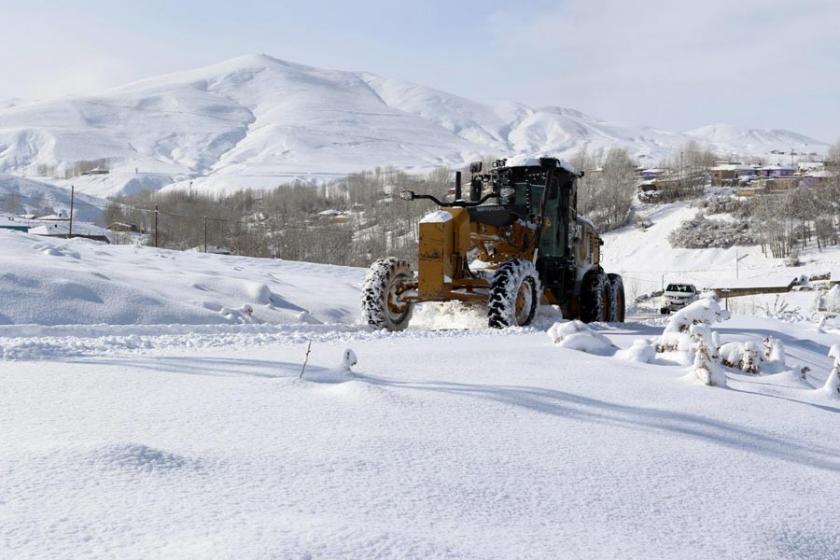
[0, 54, 828, 197]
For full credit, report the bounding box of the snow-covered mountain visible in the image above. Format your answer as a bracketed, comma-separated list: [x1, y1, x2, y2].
[0, 54, 829, 197]
[686, 124, 825, 157]
[0, 174, 104, 222]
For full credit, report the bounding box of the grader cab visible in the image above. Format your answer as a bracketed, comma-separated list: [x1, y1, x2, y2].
[361, 156, 625, 330]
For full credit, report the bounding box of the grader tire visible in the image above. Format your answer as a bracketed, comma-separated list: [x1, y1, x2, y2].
[581, 271, 611, 323]
[361, 258, 414, 331]
[607, 273, 626, 323]
[488, 259, 542, 328]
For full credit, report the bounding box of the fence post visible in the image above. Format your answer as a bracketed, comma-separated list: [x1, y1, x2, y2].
[203, 216, 207, 253]
[68, 185, 75, 239]
[154, 205, 159, 248]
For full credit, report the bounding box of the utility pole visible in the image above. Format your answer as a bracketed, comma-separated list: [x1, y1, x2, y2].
[68, 185, 75, 239]
[203, 216, 207, 253]
[154, 205, 159, 248]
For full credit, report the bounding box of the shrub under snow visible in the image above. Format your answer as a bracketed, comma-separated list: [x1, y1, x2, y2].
[827, 285, 840, 313]
[615, 339, 657, 363]
[657, 296, 731, 353]
[687, 324, 727, 387]
[668, 213, 755, 249]
[719, 341, 764, 374]
[547, 321, 616, 356]
[823, 344, 840, 398]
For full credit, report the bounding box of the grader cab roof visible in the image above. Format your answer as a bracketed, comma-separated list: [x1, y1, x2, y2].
[496, 155, 582, 177]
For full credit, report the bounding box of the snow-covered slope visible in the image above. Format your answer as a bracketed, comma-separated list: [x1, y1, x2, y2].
[0, 174, 104, 222]
[686, 124, 825, 156]
[601, 201, 840, 311]
[0, 55, 828, 197]
[0, 231, 363, 326]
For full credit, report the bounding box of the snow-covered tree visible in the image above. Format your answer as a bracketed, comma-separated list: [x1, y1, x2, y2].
[657, 296, 730, 353]
[689, 324, 727, 387]
[823, 344, 840, 398]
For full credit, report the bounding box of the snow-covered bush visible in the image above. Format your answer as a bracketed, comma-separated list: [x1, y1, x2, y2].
[669, 213, 756, 249]
[719, 341, 764, 374]
[688, 324, 727, 387]
[547, 321, 616, 356]
[762, 337, 787, 373]
[695, 196, 755, 219]
[827, 285, 840, 313]
[822, 344, 840, 398]
[657, 296, 730, 352]
[615, 339, 657, 363]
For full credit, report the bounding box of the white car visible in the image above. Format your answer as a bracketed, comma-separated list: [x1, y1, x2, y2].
[660, 283, 699, 314]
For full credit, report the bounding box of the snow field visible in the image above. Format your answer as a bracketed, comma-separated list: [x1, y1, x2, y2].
[2, 325, 840, 559]
[0, 231, 363, 326]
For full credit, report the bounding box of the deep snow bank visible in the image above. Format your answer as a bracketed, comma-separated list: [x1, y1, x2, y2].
[0, 231, 364, 326]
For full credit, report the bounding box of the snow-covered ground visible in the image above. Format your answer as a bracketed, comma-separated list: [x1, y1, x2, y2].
[602, 201, 840, 313]
[2, 230, 840, 559]
[0, 231, 362, 326]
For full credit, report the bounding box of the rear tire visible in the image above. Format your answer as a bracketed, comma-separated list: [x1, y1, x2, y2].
[607, 273, 625, 323]
[581, 271, 610, 323]
[361, 258, 414, 331]
[488, 259, 542, 328]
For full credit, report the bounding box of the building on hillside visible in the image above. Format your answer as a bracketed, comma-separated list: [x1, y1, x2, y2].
[710, 164, 757, 186]
[639, 168, 668, 181]
[754, 177, 800, 193]
[756, 165, 796, 179]
[317, 209, 352, 224]
[108, 222, 140, 233]
[799, 170, 836, 188]
[0, 214, 31, 232]
[36, 212, 69, 222]
[797, 161, 825, 174]
[29, 222, 112, 243]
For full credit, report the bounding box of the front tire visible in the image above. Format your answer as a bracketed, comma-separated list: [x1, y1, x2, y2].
[581, 271, 610, 323]
[607, 273, 625, 323]
[361, 258, 414, 331]
[488, 259, 542, 328]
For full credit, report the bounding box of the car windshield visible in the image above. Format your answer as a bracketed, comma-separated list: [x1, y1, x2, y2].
[666, 284, 694, 293]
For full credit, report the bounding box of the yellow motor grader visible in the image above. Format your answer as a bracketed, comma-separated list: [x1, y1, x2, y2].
[361, 156, 625, 330]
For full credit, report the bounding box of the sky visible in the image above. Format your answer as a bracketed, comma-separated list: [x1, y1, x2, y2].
[0, 0, 838, 140]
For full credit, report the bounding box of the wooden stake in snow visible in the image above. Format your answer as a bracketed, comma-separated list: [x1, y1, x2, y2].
[298, 341, 312, 379]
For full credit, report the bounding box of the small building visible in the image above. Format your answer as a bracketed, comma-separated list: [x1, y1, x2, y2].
[317, 209, 352, 224]
[799, 170, 835, 188]
[81, 167, 110, 176]
[756, 165, 795, 179]
[0, 214, 31, 232]
[710, 164, 757, 186]
[29, 222, 112, 244]
[756, 177, 800, 193]
[36, 212, 69, 222]
[639, 168, 668, 181]
[108, 222, 139, 233]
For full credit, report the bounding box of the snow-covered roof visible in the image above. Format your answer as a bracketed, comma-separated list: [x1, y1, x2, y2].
[757, 165, 794, 171]
[30, 222, 111, 239]
[710, 164, 755, 171]
[576, 214, 596, 230]
[806, 170, 835, 178]
[503, 155, 579, 175]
